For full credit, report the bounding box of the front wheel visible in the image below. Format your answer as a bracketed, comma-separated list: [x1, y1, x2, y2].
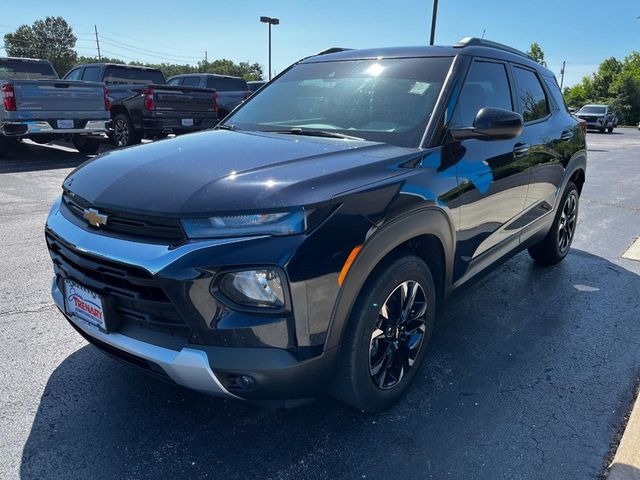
[330, 255, 436, 411]
[607, 126, 614, 133]
[528, 182, 579, 266]
[72, 136, 101, 155]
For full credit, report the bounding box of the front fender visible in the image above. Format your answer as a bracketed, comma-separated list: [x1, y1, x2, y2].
[324, 207, 455, 350]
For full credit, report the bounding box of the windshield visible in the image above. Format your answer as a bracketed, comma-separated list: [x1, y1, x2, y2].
[225, 57, 452, 148]
[104, 66, 165, 85]
[0, 59, 58, 79]
[579, 105, 607, 114]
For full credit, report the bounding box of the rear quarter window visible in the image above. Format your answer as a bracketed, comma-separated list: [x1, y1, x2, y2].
[206, 77, 248, 91]
[104, 67, 165, 85]
[512, 66, 550, 122]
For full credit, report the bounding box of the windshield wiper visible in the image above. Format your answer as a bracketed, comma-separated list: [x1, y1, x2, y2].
[269, 127, 364, 141]
[218, 124, 237, 131]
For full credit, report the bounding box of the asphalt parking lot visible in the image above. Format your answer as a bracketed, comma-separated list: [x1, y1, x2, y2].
[1, 130, 640, 480]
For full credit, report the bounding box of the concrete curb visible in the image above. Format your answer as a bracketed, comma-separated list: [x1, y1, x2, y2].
[608, 386, 640, 480]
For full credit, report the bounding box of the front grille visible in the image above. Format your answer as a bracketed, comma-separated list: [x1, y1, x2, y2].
[46, 231, 190, 337]
[62, 192, 186, 244]
[579, 115, 598, 123]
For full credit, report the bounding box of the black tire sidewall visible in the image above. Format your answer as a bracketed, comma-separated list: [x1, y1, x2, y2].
[345, 256, 436, 410]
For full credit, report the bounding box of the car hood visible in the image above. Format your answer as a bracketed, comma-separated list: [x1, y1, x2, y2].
[63, 130, 419, 217]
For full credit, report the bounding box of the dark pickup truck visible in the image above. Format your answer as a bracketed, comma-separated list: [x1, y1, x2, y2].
[65, 64, 219, 147]
[167, 74, 251, 119]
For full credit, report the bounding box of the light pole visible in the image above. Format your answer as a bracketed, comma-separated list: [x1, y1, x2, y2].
[260, 16, 280, 80]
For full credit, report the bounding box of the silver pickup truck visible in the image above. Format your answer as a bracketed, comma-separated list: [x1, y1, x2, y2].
[0, 57, 110, 157]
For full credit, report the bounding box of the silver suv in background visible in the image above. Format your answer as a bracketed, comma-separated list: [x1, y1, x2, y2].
[0, 57, 109, 156]
[575, 104, 618, 133]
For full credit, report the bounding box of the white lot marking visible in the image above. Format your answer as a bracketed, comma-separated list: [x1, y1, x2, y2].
[622, 237, 640, 261]
[573, 284, 600, 292]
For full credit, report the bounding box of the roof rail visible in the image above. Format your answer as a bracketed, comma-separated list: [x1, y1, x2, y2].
[454, 37, 532, 60]
[315, 47, 353, 56]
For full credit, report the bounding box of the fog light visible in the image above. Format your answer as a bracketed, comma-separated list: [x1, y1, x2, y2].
[218, 269, 285, 308]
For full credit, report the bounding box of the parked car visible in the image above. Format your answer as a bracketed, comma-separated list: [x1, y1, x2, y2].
[65, 64, 219, 147]
[46, 37, 586, 411]
[247, 80, 266, 93]
[575, 104, 618, 133]
[0, 57, 109, 156]
[167, 74, 251, 119]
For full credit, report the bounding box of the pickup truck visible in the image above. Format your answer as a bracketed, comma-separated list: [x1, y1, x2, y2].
[167, 73, 251, 119]
[65, 64, 219, 147]
[0, 57, 110, 156]
[575, 104, 618, 133]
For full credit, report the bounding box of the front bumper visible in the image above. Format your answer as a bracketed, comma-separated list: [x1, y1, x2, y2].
[45, 197, 339, 400]
[52, 277, 238, 397]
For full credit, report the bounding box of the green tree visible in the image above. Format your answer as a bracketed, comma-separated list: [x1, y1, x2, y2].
[591, 57, 622, 99]
[610, 71, 640, 124]
[4, 17, 78, 75]
[527, 42, 547, 67]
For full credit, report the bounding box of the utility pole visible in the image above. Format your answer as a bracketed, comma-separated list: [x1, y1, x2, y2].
[94, 25, 101, 61]
[205, 50, 208, 63]
[429, 0, 439, 45]
[560, 60, 566, 90]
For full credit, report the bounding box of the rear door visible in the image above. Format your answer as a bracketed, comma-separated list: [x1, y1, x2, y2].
[447, 58, 531, 283]
[511, 65, 565, 226]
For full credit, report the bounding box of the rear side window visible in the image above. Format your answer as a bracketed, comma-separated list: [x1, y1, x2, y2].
[104, 66, 165, 85]
[543, 75, 568, 113]
[166, 78, 181, 86]
[182, 76, 201, 87]
[206, 77, 248, 91]
[82, 67, 100, 82]
[451, 61, 513, 127]
[513, 66, 549, 122]
[65, 68, 83, 81]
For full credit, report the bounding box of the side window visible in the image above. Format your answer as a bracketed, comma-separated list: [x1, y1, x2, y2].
[451, 61, 513, 127]
[65, 68, 83, 81]
[166, 78, 182, 86]
[82, 67, 100, 82]
[513, 66, 550, 122]
[182, 76, 200, 87]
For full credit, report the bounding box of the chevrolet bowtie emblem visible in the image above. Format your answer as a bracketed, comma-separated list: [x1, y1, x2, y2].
[83, 208, 108, 228]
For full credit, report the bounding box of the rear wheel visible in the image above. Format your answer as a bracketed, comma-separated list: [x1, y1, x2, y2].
[0, 136, 16, 158]
[72, 135, 101, 155]
[330, 255, 436, 411]
[112, 113, 142, 147]
[528, 182, 579, 266]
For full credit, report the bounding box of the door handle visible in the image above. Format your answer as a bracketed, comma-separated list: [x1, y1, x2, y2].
[513, 142, 530, 158]
[561, 129, 574, 142]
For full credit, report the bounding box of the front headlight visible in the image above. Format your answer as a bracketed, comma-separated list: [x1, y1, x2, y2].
[181, 209, 307, 239]
[218, 270, 285, 308]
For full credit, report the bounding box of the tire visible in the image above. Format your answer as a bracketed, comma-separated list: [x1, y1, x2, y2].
[528, 182, 579, 266]
[112, 113, 142, 147]
[0, 136, 15, 158]
[607, 127, 614, 133]
[72, 136, 101, 155]
[599, 127, 606, 133]
[330, 255, 436, 412]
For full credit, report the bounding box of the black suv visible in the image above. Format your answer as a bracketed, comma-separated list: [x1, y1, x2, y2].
[46, 38, 586, 411]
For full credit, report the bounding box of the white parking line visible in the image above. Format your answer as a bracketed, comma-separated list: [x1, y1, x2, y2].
[622, 237, 640, 261]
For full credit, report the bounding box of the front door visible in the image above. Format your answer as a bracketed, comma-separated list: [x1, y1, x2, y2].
[445, 59, 531, 284]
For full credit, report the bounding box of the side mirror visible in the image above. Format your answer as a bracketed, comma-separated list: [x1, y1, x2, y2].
[450, 107, 524, 141]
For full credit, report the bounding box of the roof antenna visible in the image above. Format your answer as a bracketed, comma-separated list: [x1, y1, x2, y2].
[481, 29, 486, 39]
